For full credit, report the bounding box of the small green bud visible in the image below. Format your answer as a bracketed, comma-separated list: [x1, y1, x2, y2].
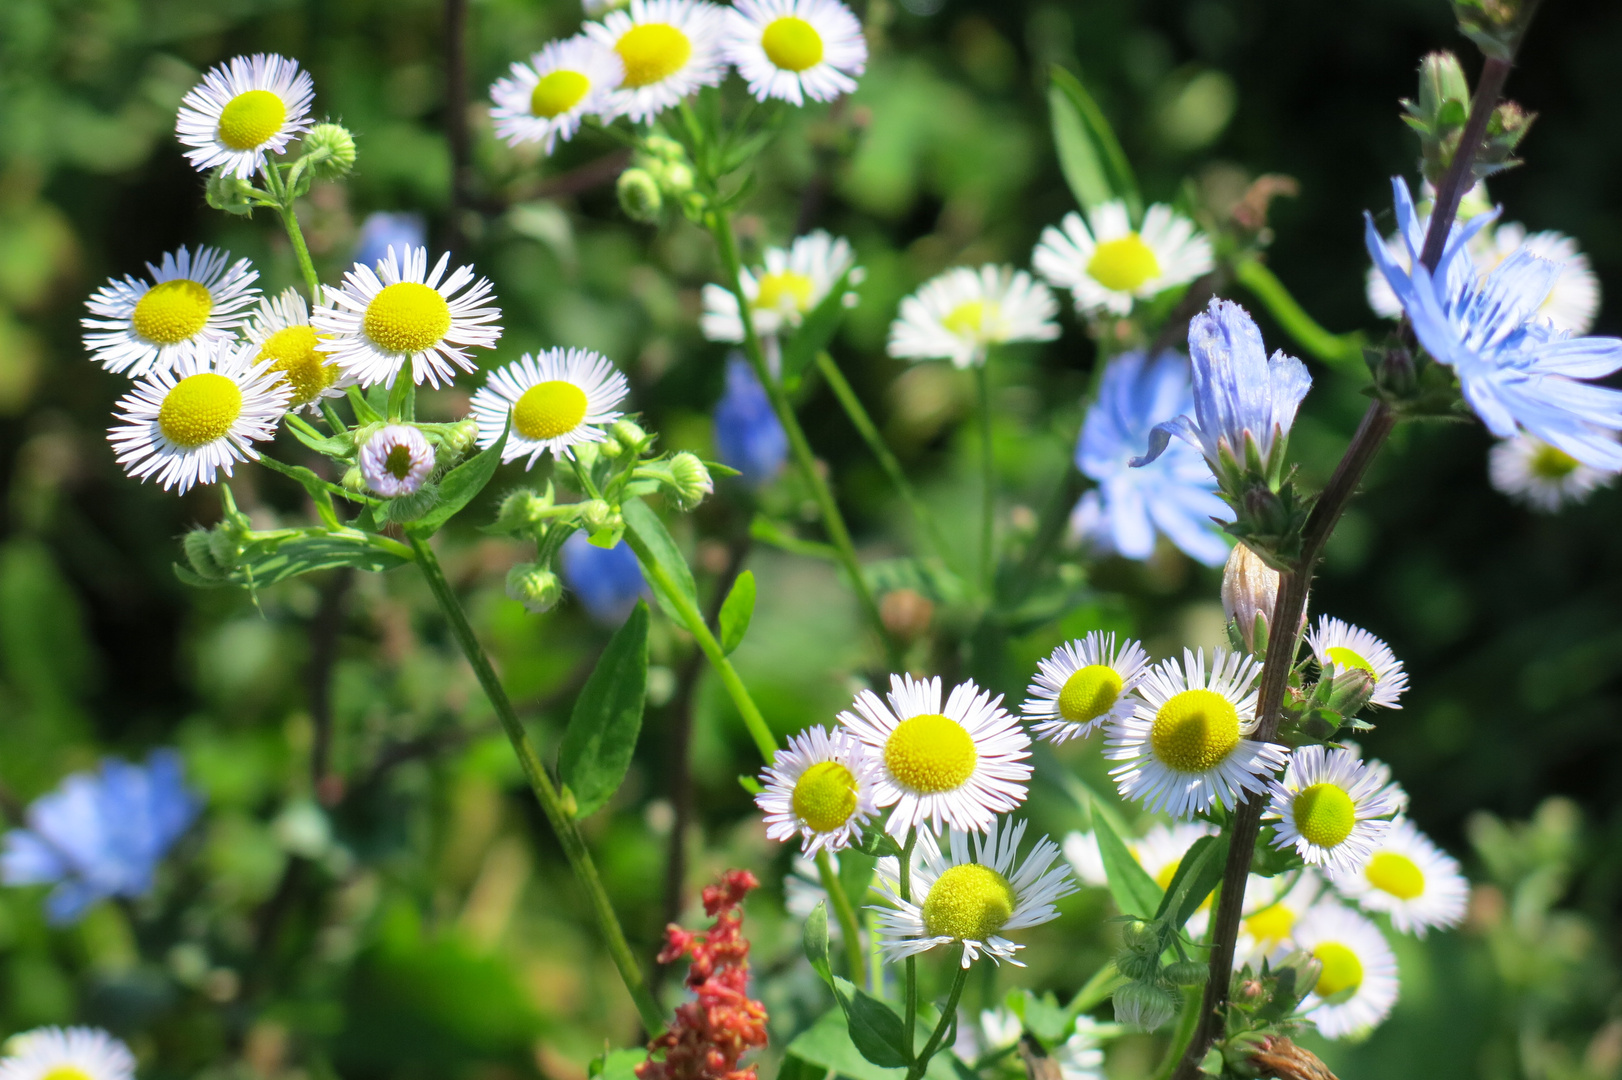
[497, 488, 550, 533]
[304, 122, 358, 180]
[1322, 666, 1377, 717]
[659, 161, 695, 195]
[441, 418, 479, 456]
[1165, 960, 1210, 987]
[617, 168, 663, 224]
[668, 452, 714, 510]
[607, 419, 652, 459]
[506, 562, 563, 613]
[1452, 0, 1537, 61]
[679, 189, 709, 223]
[1115, 950, 1159, 982]
[1112, 981, 1179, 1032]
[183, 529, 229, 579]
[642, 134, 686, 163]
[1122, 919, 1159, 952]
[580, 498, 620, 535]
[205, 170, 257, 216]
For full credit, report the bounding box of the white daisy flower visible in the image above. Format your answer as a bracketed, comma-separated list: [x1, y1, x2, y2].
[1103, 648, 1289, 820]
[108, 340, 291, 495]
[470, 348, 629, 467]
[490, 36, 624, 153]
[1233, 869, 1325, 969]
[1330, 816, 1468, 938]
[359, 424, 435, 497]
[872, 817, 1076, 967]
[755, 725, 881, 855]
[244, 289, 350, 413]
[839, 673, 1032, 838]
[584, 0, 727, 123]
[721, 0, 867, 106]
[1263, 745, 1404, 875]
[1306, 616, 1408, 710]
[1489, 431, 1620, 512]
[886, 265, 1060, 369]
[0, 1027, 135, 1080]
[1054, 1017, 1109, 1080]
[175, 54, 315, 179]
[1061, 830, 1107, 887]
[700, 230, 862, 343]
[1033, 202, 1214, 317]
[313, 245, 502, 389]
[1023, 631, 1150, 744]
[1292, 903, 1400, 1040]
[82, 246, 260, 378]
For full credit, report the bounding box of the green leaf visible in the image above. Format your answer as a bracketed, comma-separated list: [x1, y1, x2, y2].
[175, 531, 410, 590]
[348, 385, 383, 425]
[622, 498, 699, 622]
[405, 420, 508, 537]
[1049, 65, 1141, 220]
[1154, 834, 1228, 931]
[787, 1010, 903, 1080]
[840, 979, 911, 1069]
[287, 423, 353, 458]
[589, 1049, 644, 1080]
[737, 774, 764, 796]
[558, 601, 650, 817]
[719, 570, 756, 655]
[838, 849, 877, 908]
[804, 901, 833, 986]
[780, 270, 855, 381]
[1016, 990, 1068, 1045]
[749, 514, 839, 562]
[1092, 806, 1162, 918]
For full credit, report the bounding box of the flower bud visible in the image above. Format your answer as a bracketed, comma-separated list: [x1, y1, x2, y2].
[506, 562, 563, 613]
[668, 452, 714, 510]
[1121, 919, 1158, 952]
[617, 167, 663, 224]
[580, 498, 621, 535]
[1115, 950, 1159, 982]
[1112, 981, 1179, 1032]
[606, 419, 652, 459]
[642, 134, 685, 162]
[496, 488, 550, 533]
[440, 418, 479, 456]
[1165, 960, 1210, 987]
[1323, 666, 1377, 717]
[1222, 543, 1280, 655]
[205, 170, 257, 216]
[1452, 0, 1538, 60]
[304, 122, 358, 179]
[658, 161, 695, 195]
[880, 588, 934, 646]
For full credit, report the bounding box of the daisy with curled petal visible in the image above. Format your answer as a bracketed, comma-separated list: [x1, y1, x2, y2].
[1292, 903, 1400, 1040]
[872, 817, 1076, 967]
[887, 265, 1060, 369]
[359, 424, 435, 497]
[839, 674, 1032, 838]
[1023, 632, 1150, 744]
[722, 0, 867, 106]
[1330, 816, 1468, 938]
[82, 246, 260, 378]
[175, 54, 314, 179]
[490, 36, 623, 153]
[1103, 648, 1289, 820]
[108, 340, 291, 495]
[244, 289, 350, 413]
[470, 348, 629, 467]
[755, 725, 880, 856]
[313, 245, 502, 389]
[701, 230, 862, 344]
[1489, 430, 1620, 512]
[1263, 745, 1404, 876]
[1306, 616, 1408, 709]
[0, 1027, 135, 1080]
[584, 0, 727, 123]
[1033, 201, 1213, 317]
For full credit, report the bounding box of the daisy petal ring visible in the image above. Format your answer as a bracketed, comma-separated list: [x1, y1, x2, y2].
[470, 348, 629, 467]
[1022, 631, 1150, 744]
[175, 54, 315, 179]
[82, 246, 260, 378]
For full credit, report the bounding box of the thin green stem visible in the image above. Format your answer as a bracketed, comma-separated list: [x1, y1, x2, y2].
[974, 364, 995, 596]
[407, 535, 666, 1035]
[899, 829, 919, 1060]
[866, 907, 884, 994]
[907, 955, 970, 1080]
[265, 164, 323, 304]
[1231, 257, 1365, 371]
[816, 849, 866, 985]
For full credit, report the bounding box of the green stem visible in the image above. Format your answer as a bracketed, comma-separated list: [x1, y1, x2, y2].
[899, 829, 919, 1060]
[1230, 257, 1364, 371]
[1152, 988, 1204, 1080]
[866, 907, 884, 994]
[407, 535, 666, 1035]
[266, 165, 323, 305]
[974, 363, 995, 596]
[907, 955, 970, 1080]
[816, 849, 866, 984]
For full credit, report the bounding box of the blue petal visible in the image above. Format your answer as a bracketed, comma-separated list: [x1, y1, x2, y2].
[1, 829, 67, 885]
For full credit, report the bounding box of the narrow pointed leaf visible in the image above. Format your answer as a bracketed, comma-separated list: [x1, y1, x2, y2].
[719, 570, 756, 655]
[405, 420, 508, 537]
[558, 601, 650, 816]
[1092, 804, 1162, 917]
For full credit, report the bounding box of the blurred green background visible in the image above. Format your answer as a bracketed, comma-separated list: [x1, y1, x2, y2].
[2, 0, 1622, 1078]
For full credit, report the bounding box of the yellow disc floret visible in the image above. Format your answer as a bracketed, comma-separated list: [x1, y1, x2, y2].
[363, 282, 452, 354]
[1292, 783, 1357, 849]
[41, 1068, 93, 1080]
[761, 16, 825, 72]
[1326, 646, 1377, 678]
[132, 279, 213, 345]
[1311, 942, 1364, 1000]
[884, 713, 977, 794]
[791, 760, 859, 833]
[943, 299, 995, 339]
[1365, 851, 1425, 900]
[258, 325, 339, 406]
[616, 23, 692, 88]
[1058, 664, 1123, 725]
[921, 863, 1016, 941]
[217, 89, 288, 151]
[1530, 442, 1580, 480]
[158, 372, 244, 448]
[1149, 688, 1240, 773]
[513, 380, 589, 441]
[1244, 902, 1295, 945]
[1086, 234, 1161, 293]
[754, 271, 815, 313]
[530, 69, 591, 118]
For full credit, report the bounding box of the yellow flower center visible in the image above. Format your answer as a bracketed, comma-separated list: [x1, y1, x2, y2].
[761, 16, 825, 72]
[754, 270, 815, 313]
[1244, 902, 1295, 945]
[513, 380, 589, 441]
[42, 1069, 93, 1080]
[1086, 233, 1161, 293]
[363, 281, 452, 355]
[258, 325, 338, 406]
[1311, 942, 1364, 1000]
[791, 760, 859, 833]
[1365, 851, 1426, 900]
[217, 89, 288, 151]
[921, 863, 1016, 941]
[132, 279, 213, 345]
[1292, 783, 1356, 849]
[1530, 442, 1580, 480]
[1326, 646, 1377, 678]
[1149, 689, 1240, 773]
[1153, 858, 1182, 891]
[158, 372, 245, 448]
[1057, 664, 1123, 725]
[530, 69, 591, 118]
[942, 299, 997, 339]
[616, 23, 692, 88]
[884, 713, 977, 794]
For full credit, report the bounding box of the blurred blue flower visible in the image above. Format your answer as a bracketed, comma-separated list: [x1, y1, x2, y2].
[559, 531, 649, 626]
[713, 357, 787, 487]
[353, 211, 427, 270]
[1072, 350, 1232, 567]
[1365, 177, 1622, 470]
[2, 750, 201, 925]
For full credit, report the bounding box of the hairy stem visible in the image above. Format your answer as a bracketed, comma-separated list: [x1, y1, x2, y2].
[816, 849, 867, 985]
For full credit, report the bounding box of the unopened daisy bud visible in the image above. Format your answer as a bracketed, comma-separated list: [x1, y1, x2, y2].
[439, 418, 480, 456]
[1115, 950, 1159, 982]
[1112, 980, 1178, 1031]
[496, 488, 550, 533]
[668, 452, 714, 509]
[506, 562, 563, 613]
[580, 498, 621, 535]
[642, 134, 685, 163]
[205, 170, 258, 216]
[607, 418, 652, 459]
[656, 160, 695, 196]
[1221, 542, 1280, 655]
[1165, 960, 1210, 987]
[304, 122, 357, 179]
[1322, 666, 1377, 718]
[1122, 919, 1158, 953]
[1452, 0, 1537, 61]
[359, 423, 434, 497]
[617, 167, 663, 223]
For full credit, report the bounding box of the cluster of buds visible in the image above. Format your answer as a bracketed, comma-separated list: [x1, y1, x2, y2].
[1451, 0, 1539, 61]
[1111, 918, 1207, 1032]
[619, 135, 705, 224]
[1401, 51, 1533, 188]
[638, 870, 769, 1080]
[204, 121, 358, 217]
[1201, 956, 1324, 1077]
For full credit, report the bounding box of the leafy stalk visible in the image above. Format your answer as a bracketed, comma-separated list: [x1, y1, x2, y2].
[816, 849, 867, 985]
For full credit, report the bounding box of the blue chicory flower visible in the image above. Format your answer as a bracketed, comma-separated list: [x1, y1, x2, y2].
[559, 530, 650, 626]
[713, 357, 788, 488]
[1365, 177, 1622, 470]
[2, 750, 201, 925]
[1072, 350, 1232, 566]
[353, 211, 428, 271]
